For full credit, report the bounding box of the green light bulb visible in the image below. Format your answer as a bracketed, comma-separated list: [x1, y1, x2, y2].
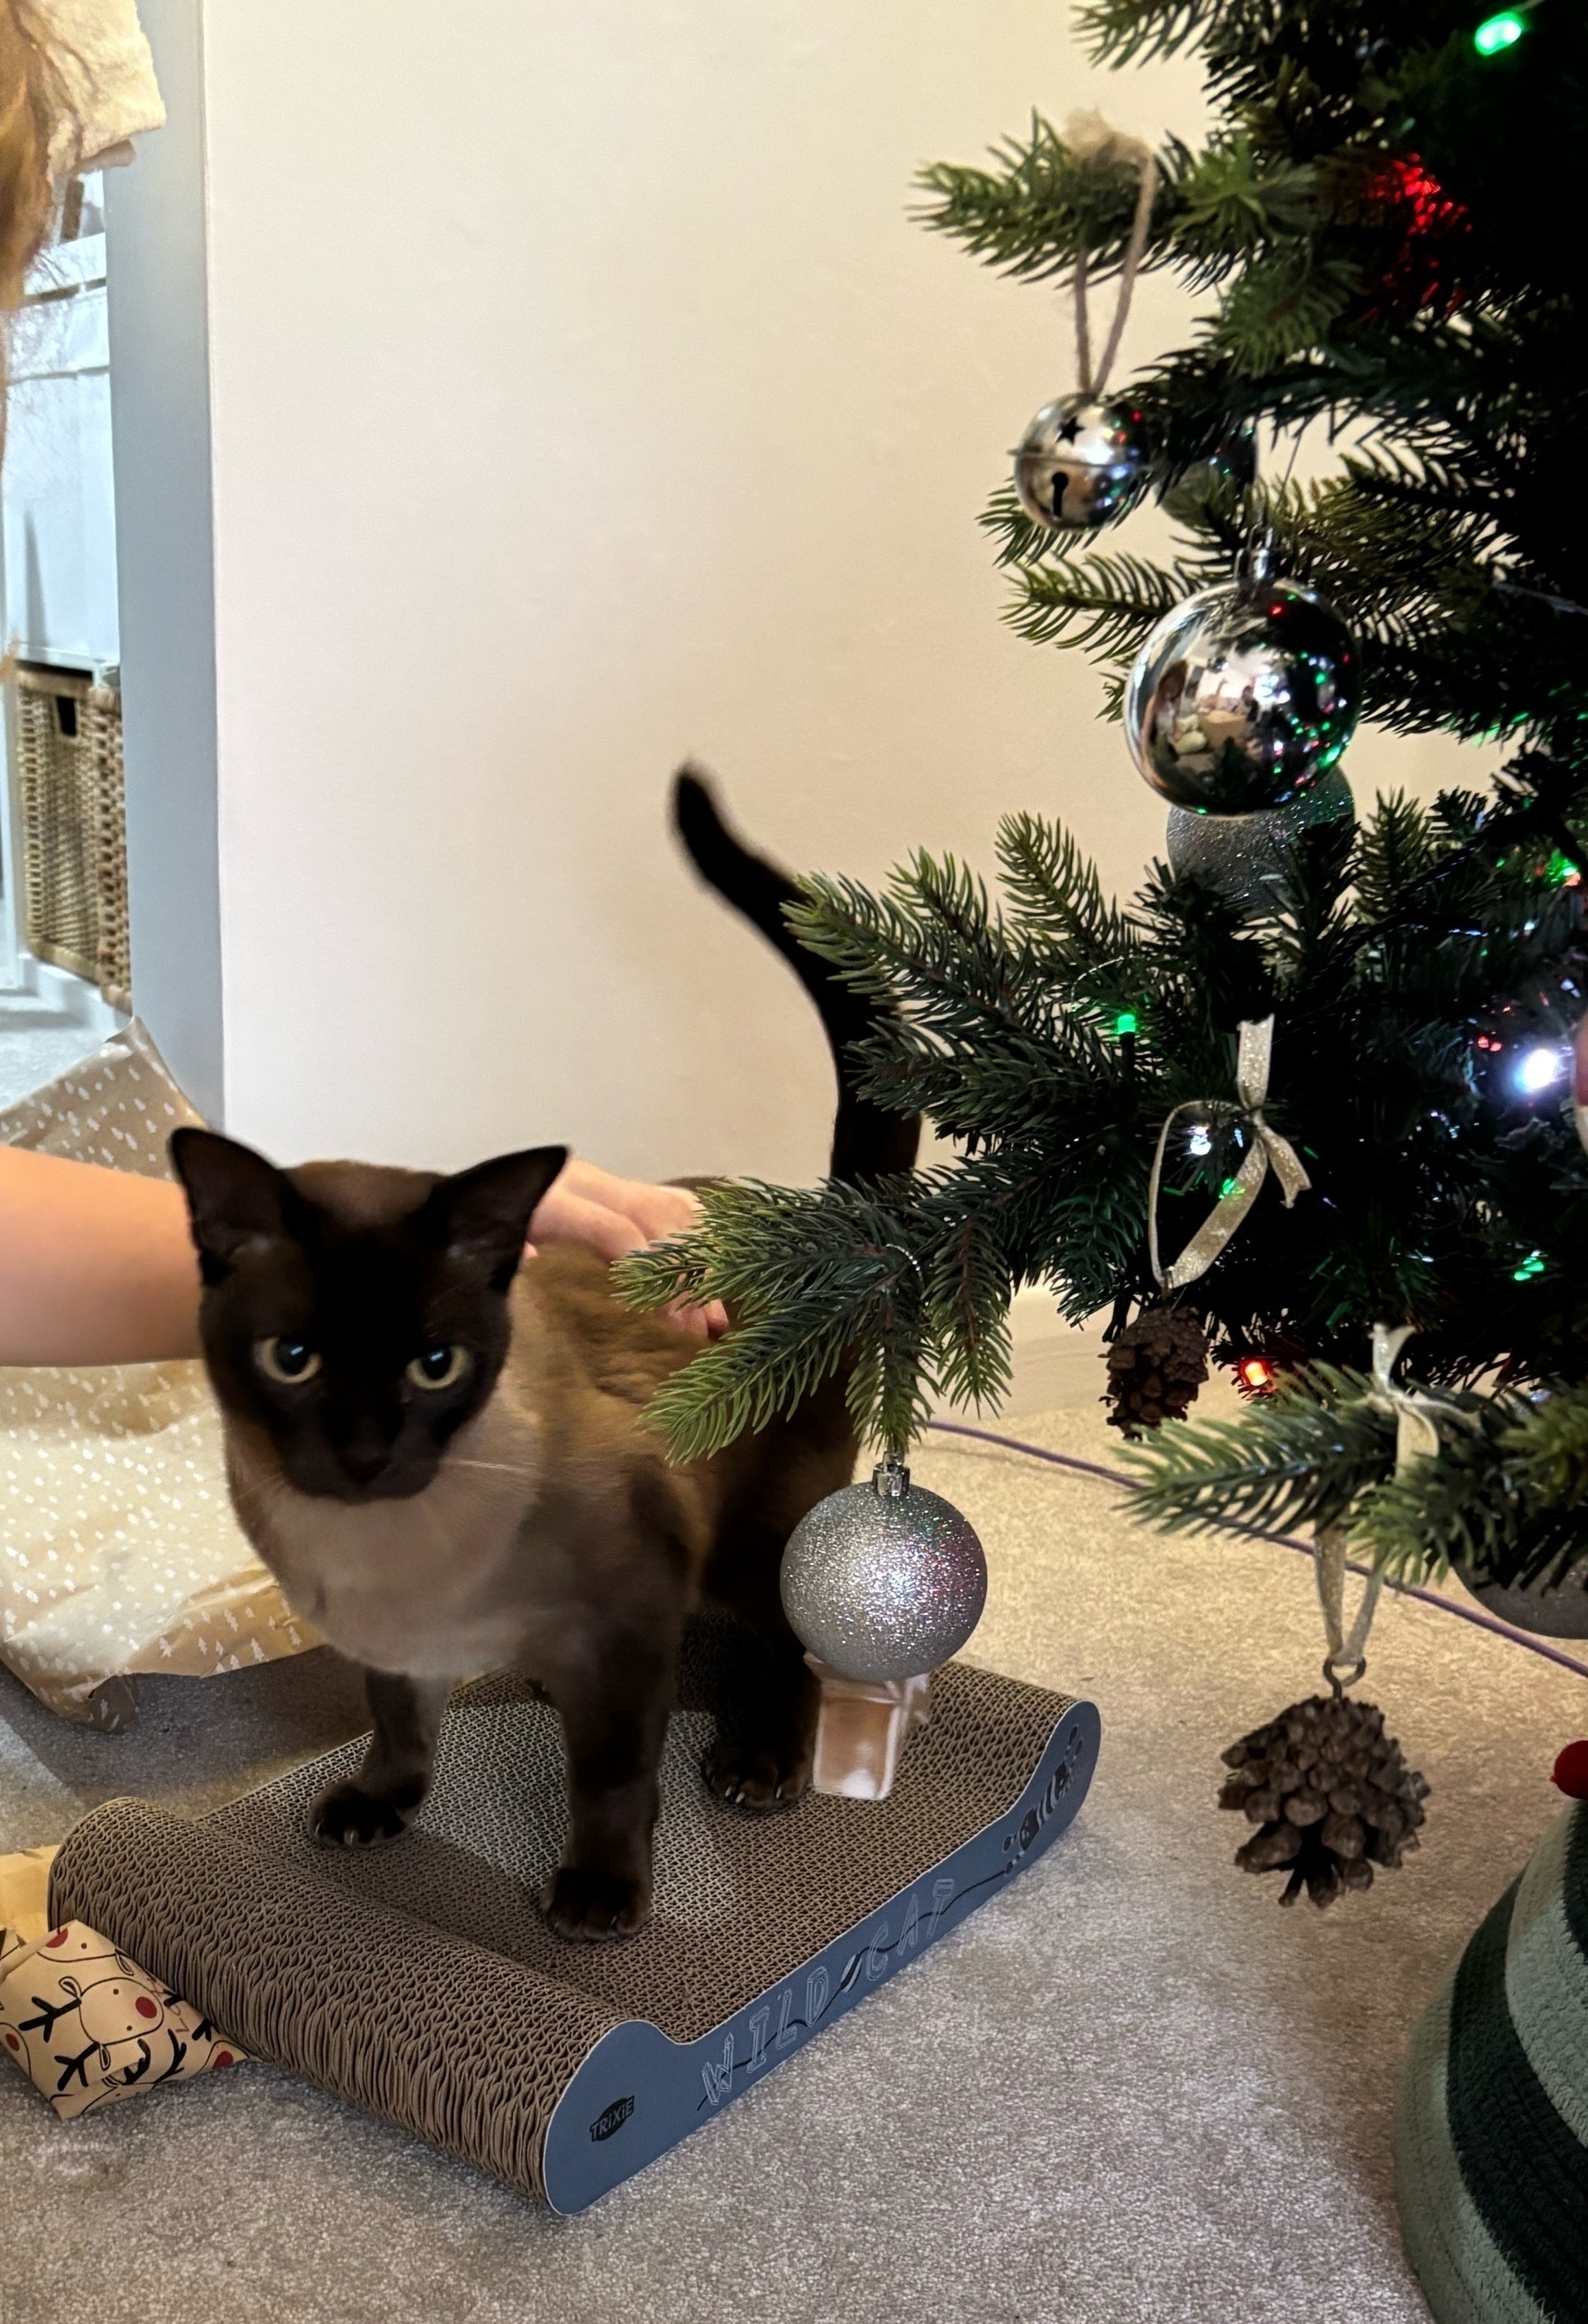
[1474, 9, 1527, 55]
[1114, 1011, 1139, 1037]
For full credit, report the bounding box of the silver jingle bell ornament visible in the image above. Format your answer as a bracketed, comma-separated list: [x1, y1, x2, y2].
[1166, 768, 1356, 914]
[780, 1459, 988, 1684]
[1126, 553, 1360, 814]
[1013, 394, 1150, 530]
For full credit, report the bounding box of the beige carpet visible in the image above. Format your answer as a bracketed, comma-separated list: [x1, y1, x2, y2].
[1, 1398, 1582, 2324]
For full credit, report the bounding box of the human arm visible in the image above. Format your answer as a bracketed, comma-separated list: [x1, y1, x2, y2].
[524, 1157, 728, 1341]
[0, 1146, 726, 1367]
[0, 1145, 201, 1364]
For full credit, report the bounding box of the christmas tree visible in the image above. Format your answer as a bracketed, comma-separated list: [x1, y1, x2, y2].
[623, 0, 1588, 1611]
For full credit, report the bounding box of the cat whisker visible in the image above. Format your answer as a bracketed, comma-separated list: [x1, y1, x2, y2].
[230, 1471, 286, 1521]
[418, 1496, 456, 1573]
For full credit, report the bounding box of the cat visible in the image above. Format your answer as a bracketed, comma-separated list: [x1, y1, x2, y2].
[170, 771, 918, 1943]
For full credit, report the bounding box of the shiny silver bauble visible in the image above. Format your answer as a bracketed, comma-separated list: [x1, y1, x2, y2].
[780, 1461, 988, 1683]
[1126, 572, 1360, 813]
[1166, 769, 1356, 913]
[1454, 1553, 1588, 1640]
[1013, 394, 1150, 530]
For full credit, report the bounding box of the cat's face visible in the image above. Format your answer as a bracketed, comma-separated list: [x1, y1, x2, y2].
[171, 1130, 567, 1504]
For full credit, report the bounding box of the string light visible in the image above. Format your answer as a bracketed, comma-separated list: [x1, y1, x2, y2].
[1515, 1042, 1567, 1095]
[1238, 1357, 1276, 1392]
[1114, 1011, 1138, 1037]
[1473, 8, 1528, 55]
[1513, 1251, 1547, 1282]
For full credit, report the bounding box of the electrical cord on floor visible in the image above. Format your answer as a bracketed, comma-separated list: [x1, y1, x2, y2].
[924, 1416, 1588, 1685]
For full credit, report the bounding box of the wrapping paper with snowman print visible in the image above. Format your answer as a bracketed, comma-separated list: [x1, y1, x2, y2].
[0, 1918, 245, 2120]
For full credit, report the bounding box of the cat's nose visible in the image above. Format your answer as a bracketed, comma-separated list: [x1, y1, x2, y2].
[334, 1421, 398, 1487]
[339, 1447, 391, 1486]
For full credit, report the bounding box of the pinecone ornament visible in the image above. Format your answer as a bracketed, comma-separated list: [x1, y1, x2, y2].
[1104, 1307, 1210, 1435]
[1218, 1693, 1430, 1908]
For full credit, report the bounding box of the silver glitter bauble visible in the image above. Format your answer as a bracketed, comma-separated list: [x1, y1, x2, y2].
[1166, 768, 1356, 912]
[1013, 394, 1150, 530]
[781, 1460, 988, 1683]
[1126, 564, 1360, 813]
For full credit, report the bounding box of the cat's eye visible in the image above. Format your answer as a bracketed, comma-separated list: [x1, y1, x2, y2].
[255, 1336, 321, 1385]
[408, 1344, 468, 1391]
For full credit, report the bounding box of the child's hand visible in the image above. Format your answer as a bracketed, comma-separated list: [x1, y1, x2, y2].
[525, 1159, 728, 1341]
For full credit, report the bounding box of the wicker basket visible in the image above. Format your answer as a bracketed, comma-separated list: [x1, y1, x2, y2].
[11, 665, 131, 1009]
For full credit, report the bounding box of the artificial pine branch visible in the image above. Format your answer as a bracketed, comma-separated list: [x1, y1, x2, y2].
[918, 12, 1588, 766]
[1122, 1364, 1399, 1539]
[622, 768, 1588, 1486]
[1075, 0, 1211, 68]
[1127, 1360, 1588, 1597]
[915, 116, 1184, 283]
[622, 5, 1588, 1583]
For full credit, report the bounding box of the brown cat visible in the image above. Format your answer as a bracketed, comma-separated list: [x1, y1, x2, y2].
[171, 773, 918, 1942]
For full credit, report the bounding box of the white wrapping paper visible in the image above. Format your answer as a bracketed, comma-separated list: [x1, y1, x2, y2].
[0, 1027, 316, 1722]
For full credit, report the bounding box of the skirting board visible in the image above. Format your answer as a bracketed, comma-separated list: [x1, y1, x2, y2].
[49, 1627, 1099, 2208]
[948, 1289, 1108, 1423]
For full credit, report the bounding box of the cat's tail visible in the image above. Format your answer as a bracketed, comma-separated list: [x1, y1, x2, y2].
[671, 767, 920, 1184]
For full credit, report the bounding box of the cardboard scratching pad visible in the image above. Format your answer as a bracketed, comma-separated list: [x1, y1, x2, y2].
[49, 1627, 1098, 2208]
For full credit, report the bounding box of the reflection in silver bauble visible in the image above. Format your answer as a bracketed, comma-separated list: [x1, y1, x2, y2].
[1013, 394, 1150, 530]
[780, 1461, 988, 1683]
[1126, 573, 1360, 813]
[1166, 769, 1356, 913]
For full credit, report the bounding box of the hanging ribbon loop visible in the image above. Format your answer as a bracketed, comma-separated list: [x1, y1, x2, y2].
[1313, 1326, 1479, 1693]
[1313, 1522, 1382, 1696]
[1148, 1016, 1312, 1294]
[1364, 1321, 1479, 1476]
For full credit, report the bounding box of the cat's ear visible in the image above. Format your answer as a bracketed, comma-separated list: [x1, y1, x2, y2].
[169, 1128, 297, 1282]
[422, 1146, 568, 1289]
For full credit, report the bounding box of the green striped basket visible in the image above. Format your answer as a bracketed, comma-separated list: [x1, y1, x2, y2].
[1395, 1802, 1588, 2323]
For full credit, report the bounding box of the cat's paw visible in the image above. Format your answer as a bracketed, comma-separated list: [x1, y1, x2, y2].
[309, 1779, 413, 1848]
[702, 1735, 810, 1812]
[539, 1865, 650, 1943]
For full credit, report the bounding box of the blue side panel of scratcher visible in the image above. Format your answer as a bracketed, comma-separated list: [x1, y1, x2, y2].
[543, 1695, 1099, 2210]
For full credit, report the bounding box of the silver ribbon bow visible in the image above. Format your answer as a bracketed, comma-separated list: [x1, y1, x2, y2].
[1366, 1321, 1479, 1477]
[1147, 1017, 1312, 1294]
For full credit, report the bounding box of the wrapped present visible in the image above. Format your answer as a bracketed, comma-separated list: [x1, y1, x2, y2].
[1, 1870, 245, 2122]
[0, 1024, 318, 1722]
[0, 1842, 57, 1957]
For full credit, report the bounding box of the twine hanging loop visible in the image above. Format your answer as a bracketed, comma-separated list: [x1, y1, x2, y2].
[1065, 112, 1159, 405]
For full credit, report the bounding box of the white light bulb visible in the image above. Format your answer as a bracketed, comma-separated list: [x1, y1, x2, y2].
[1187, 1125, 1212, 1155]
[1515, 1043, 1567, 1096]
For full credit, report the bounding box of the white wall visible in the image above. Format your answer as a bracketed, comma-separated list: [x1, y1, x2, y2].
[111, 1, 1499, 1181]
[107, 0, 223, 1123]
